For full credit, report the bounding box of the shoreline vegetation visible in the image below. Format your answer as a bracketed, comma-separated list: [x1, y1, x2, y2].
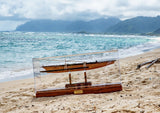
[0, 48, 160, 112]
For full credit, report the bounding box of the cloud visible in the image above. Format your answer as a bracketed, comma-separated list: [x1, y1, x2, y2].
[0, 15, 29, 21]
[0, 20, 26, 31]
[0, 0, 160, 31]
[0, 0, 160, 21]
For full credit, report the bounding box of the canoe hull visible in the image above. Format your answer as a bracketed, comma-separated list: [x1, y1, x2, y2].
[41, 60, 115, 73]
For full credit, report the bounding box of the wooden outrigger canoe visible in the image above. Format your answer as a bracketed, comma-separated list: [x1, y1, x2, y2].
[35, 50, 122, 98]
[41, 60, 115, 73]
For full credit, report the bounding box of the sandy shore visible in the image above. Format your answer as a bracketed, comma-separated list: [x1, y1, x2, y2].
[0, 49, 160, 113]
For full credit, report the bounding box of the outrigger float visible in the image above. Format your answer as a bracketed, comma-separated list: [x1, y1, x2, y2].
[33, 50, 122, 98]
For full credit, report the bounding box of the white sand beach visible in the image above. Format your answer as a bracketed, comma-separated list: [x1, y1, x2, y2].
[0, 49, 160, 113]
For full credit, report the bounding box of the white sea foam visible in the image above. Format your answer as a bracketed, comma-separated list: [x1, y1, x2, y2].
[119, 40, 160, 58]
[0, 32, 160, 82]
[0, 68, 33, 82]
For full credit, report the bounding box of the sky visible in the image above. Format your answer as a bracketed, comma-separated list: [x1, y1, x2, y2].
[0, 0, 160, 31]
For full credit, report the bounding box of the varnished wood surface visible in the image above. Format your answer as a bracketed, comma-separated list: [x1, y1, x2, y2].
[41, 60, 115, 73]
[65, 82, 92, 88]
[36, 83, 122, 98]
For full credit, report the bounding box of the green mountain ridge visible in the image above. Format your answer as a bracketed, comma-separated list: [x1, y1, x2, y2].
[153, 28, 160, 35]
[107, 16, 160, 34]
[16, 16, 160, 34]
[16, 18, 120, 33]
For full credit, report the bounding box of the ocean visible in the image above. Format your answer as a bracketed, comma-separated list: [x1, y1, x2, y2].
[0, 32, 160, 82]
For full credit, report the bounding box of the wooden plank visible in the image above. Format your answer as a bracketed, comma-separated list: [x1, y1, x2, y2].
[36, 83, 122, 97]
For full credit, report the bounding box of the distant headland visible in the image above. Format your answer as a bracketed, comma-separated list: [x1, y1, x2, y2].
[16, 16, 160, 35]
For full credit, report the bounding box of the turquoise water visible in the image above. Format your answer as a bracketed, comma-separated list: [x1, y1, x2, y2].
[0, 32, 159, 82]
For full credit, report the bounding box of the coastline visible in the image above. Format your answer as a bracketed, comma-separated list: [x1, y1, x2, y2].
[0, 48, 160, 112]
[1, 32, 160, 83]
